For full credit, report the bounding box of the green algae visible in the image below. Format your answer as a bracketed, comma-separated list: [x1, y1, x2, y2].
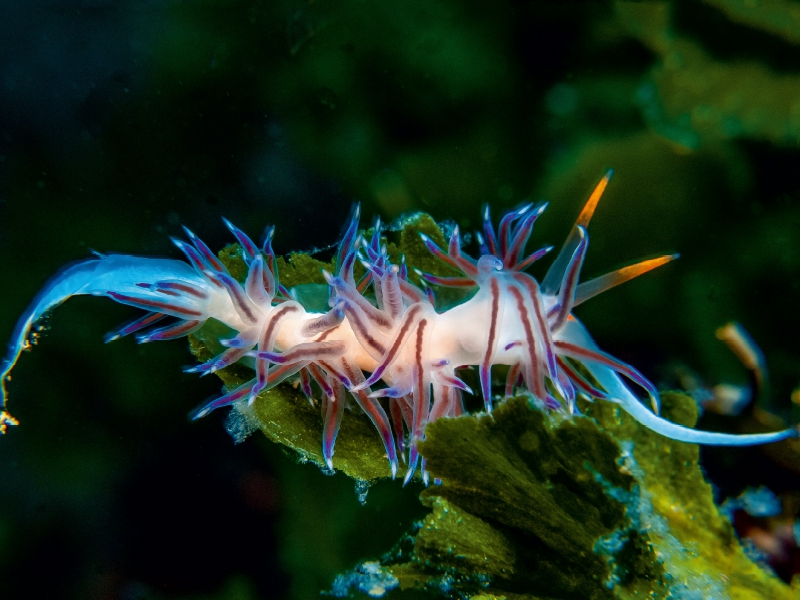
[587, 393, 796, 600]
[249, 384, 393, 481]
[702, 0, 800, 45]
[276, 253, 333, 287]
[385, 398, 633, 599]
[217, 242, 334, 288]
[396, 213, 449, 284]
[615, 1, 800, 149]
[370, 393, 798, 599]
[414, 497, 516, 581]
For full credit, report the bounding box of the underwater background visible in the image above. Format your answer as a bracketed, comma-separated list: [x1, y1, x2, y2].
[2, 0, 800, 598]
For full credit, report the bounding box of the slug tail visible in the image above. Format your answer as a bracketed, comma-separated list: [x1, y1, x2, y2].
[1, 255, 206, 428]
[618, 390, 797, 445]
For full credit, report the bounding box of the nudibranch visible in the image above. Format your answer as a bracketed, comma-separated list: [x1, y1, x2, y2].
[1, 171, 796, 483]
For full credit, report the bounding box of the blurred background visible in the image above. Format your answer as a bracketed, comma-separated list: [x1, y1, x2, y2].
[2, 0, 800, 597]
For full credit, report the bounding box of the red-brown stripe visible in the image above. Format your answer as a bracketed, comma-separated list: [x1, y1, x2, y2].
[556, 357, 607, 399]
[159, 281, 209, 299]
[379, 305, 422, 371]
[508, 285, 544, 398]
[482, 278, 500, 372]
[413, 319, 429, 437]
[259, 305, 299, 350]
[514, 273, 558, 379]
[341, 301, 386, 356]
[107, 292, 203, 318]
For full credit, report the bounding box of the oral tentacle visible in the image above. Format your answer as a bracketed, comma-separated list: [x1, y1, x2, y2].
[572, 254, 678, 308]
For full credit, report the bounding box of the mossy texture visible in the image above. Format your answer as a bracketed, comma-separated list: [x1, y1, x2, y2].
[370, 393, 798, 599]
[383, 398, 634, 599]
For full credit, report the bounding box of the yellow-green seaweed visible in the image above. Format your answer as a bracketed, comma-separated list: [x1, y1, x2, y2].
[615, 0, 800, 149]
[366, 393, 796, 599]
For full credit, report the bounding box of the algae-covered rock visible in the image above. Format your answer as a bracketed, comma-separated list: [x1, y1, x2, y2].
[365, 393, 797, 599]
[381, 397, 641, 599]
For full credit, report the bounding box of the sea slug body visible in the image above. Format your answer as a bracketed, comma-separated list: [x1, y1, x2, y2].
[1, 171, 796, 483]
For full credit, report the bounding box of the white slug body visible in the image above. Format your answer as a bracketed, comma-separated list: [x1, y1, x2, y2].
[2, 172, 795, 482]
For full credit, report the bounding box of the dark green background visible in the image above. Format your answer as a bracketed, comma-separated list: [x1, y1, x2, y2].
[2, 1, 800, 598]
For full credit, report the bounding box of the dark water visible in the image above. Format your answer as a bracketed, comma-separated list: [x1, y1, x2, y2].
[2, 1, 800, 598]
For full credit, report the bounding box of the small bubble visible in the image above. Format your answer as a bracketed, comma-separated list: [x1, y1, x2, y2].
[355, 479, 371, 505]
